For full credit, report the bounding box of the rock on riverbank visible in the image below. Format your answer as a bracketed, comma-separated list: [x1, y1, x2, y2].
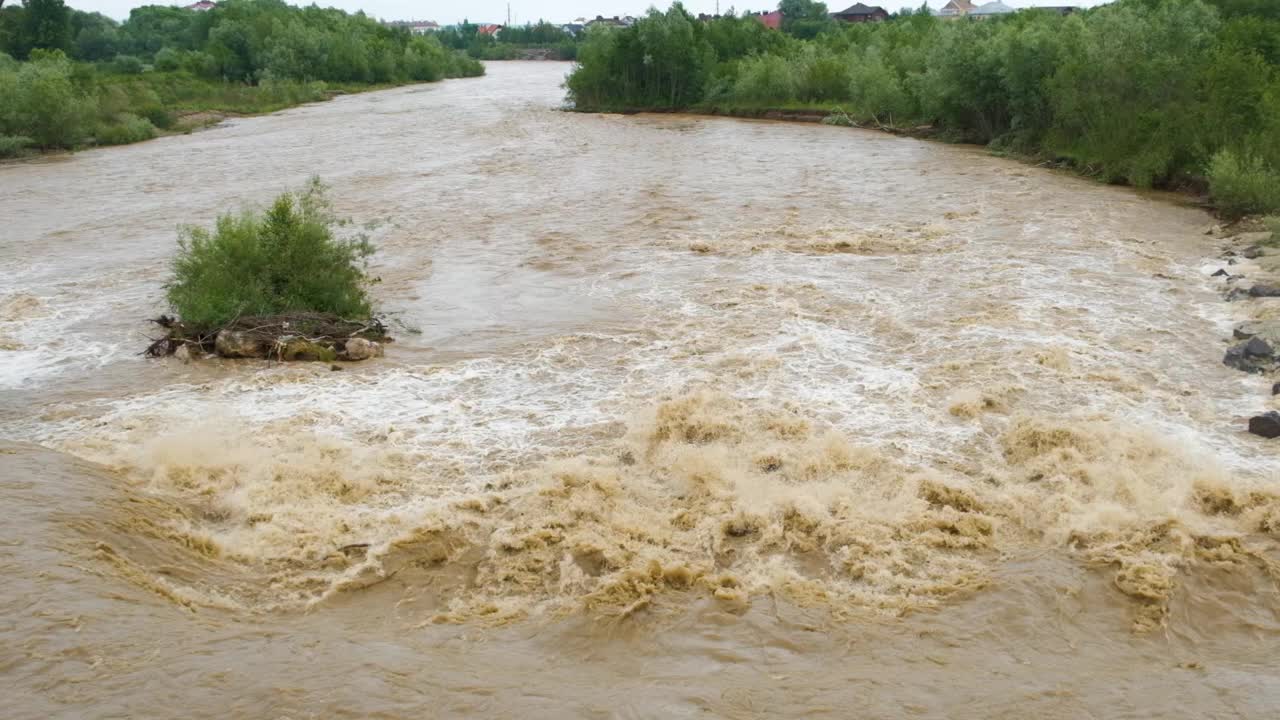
[149, 313, 390, 363]
[1214, 226, 1279, 438]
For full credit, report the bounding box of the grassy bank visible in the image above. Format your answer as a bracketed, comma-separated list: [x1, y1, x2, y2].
[566, 0, 1280, 218]
[0, 54, 477, 157]
[0, 0, 483, 157]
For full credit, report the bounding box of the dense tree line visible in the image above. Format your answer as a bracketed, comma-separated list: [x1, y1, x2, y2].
[1, 0, 483, 82]
[0, 0, 483, 156]
[566, 0, 1280, 216]
[437, 20, 579, 61]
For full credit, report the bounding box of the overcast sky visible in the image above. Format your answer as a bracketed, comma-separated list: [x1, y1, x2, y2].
[72, 0, 1112, 25]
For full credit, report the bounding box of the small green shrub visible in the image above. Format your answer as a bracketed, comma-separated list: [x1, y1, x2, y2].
[733, 54, 796, 103]
[1207, 149, 1280, 217]
[0, 134, 32, 157]
[96, 113, 156, 145]
[154, 47, 181, 72]
[4, 53, 97, 148]
[167, 178, 376, 330]
[111, 54, 146, 75]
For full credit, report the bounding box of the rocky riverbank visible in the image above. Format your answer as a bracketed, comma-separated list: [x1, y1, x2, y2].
[1212, 223, 1280, 437]
[146, 313, 389, 364]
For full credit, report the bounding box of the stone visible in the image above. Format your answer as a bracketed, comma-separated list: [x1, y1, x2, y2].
[1273, 382, 1280, 395]
[279, 338, 335, 362]
[1242, 246, 1264, 260]
[1248, 412, 1280, 439]
[1244, 336, 1275, 358]
[1248, 284, 1280, 298]
[1224, 338, 1276, 373]
[174, 344, 192, 364]
[1234, 320, 1280, 345]
[1211, 268, 1228, 277]
[214, 330, 266, 358]
[341, 337, 383, 361]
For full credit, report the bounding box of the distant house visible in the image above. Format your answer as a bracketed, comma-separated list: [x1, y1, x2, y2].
[476, 24, 503, 37]
[586, 15, 628, 28]
[937, 0, 977, 17]
[395, 20, 440, 35]
[970, 1, 1015, 18]
[1034, 6, 1081, 15]
[832, 3, 889, 23]
[561, 23, 585, 36]
[754, 10, 784, 30]
[183, 0, 216, 11]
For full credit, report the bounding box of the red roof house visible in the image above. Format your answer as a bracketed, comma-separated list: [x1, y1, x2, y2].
[754, 10, 783, 30]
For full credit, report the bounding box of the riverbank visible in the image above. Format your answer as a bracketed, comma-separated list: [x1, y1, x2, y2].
[565, 2, 1280, 219]
[0, 74, 478, 161]
[596, 102, 1229, 210]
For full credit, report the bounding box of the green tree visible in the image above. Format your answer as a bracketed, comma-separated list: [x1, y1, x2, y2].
[167, 178, 376, 330]
[70, 11, 120, 62]
[18, 0, 70, 58]
[3, 50, 94, 147]
[779, 0, 833, 39]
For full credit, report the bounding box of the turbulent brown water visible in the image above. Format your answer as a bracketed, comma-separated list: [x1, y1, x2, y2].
[2, 62, 1279, 718]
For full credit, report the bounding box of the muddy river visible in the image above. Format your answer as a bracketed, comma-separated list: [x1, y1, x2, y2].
[2, 62, 1279, 718]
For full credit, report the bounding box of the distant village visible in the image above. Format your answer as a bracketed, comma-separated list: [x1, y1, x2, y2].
[379, 2, 1083, 38]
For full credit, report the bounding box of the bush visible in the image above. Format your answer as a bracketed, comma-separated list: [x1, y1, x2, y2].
[733, 54, 796, 104]
[0, 134, 32, 157]
[795, 48, 852, 103]
[110, 54, 145, 74]
[153, 47, 181, 72]
[167, 178, 376, 330]
[848, 49, 910, 122]
[96, 112, 155, 145]
[1207, 149, 1280, 217]
[2, 52, 96, 148]
[180, 50, 219, 78]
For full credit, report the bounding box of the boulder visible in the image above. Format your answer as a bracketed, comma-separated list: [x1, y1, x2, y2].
[214, 330, 267, 358]
[1233, 320, 1280, 345]
[1248, 412, 1280, 439]
[1211, 268, 1229, 277]
[279, 338, 336, 362]
[1224, 338, 1275, 373]
[1248, 284, 1280, 298]
[1244, 336, 1275, 358]
[1273, 381, 1280, 396]
[174, 344, 193, 364]
[340, 337, 383, 361]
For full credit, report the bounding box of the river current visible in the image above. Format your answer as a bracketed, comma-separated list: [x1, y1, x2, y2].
[2, 62, 1278, 718]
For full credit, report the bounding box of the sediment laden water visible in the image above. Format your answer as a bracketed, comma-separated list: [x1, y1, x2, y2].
[2, 62, 1278, 719]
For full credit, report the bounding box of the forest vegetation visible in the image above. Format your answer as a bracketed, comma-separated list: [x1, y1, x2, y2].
[0, 0, 483, 155]
[437, 20, 580, 61]
[566, 0, 1280, 216]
